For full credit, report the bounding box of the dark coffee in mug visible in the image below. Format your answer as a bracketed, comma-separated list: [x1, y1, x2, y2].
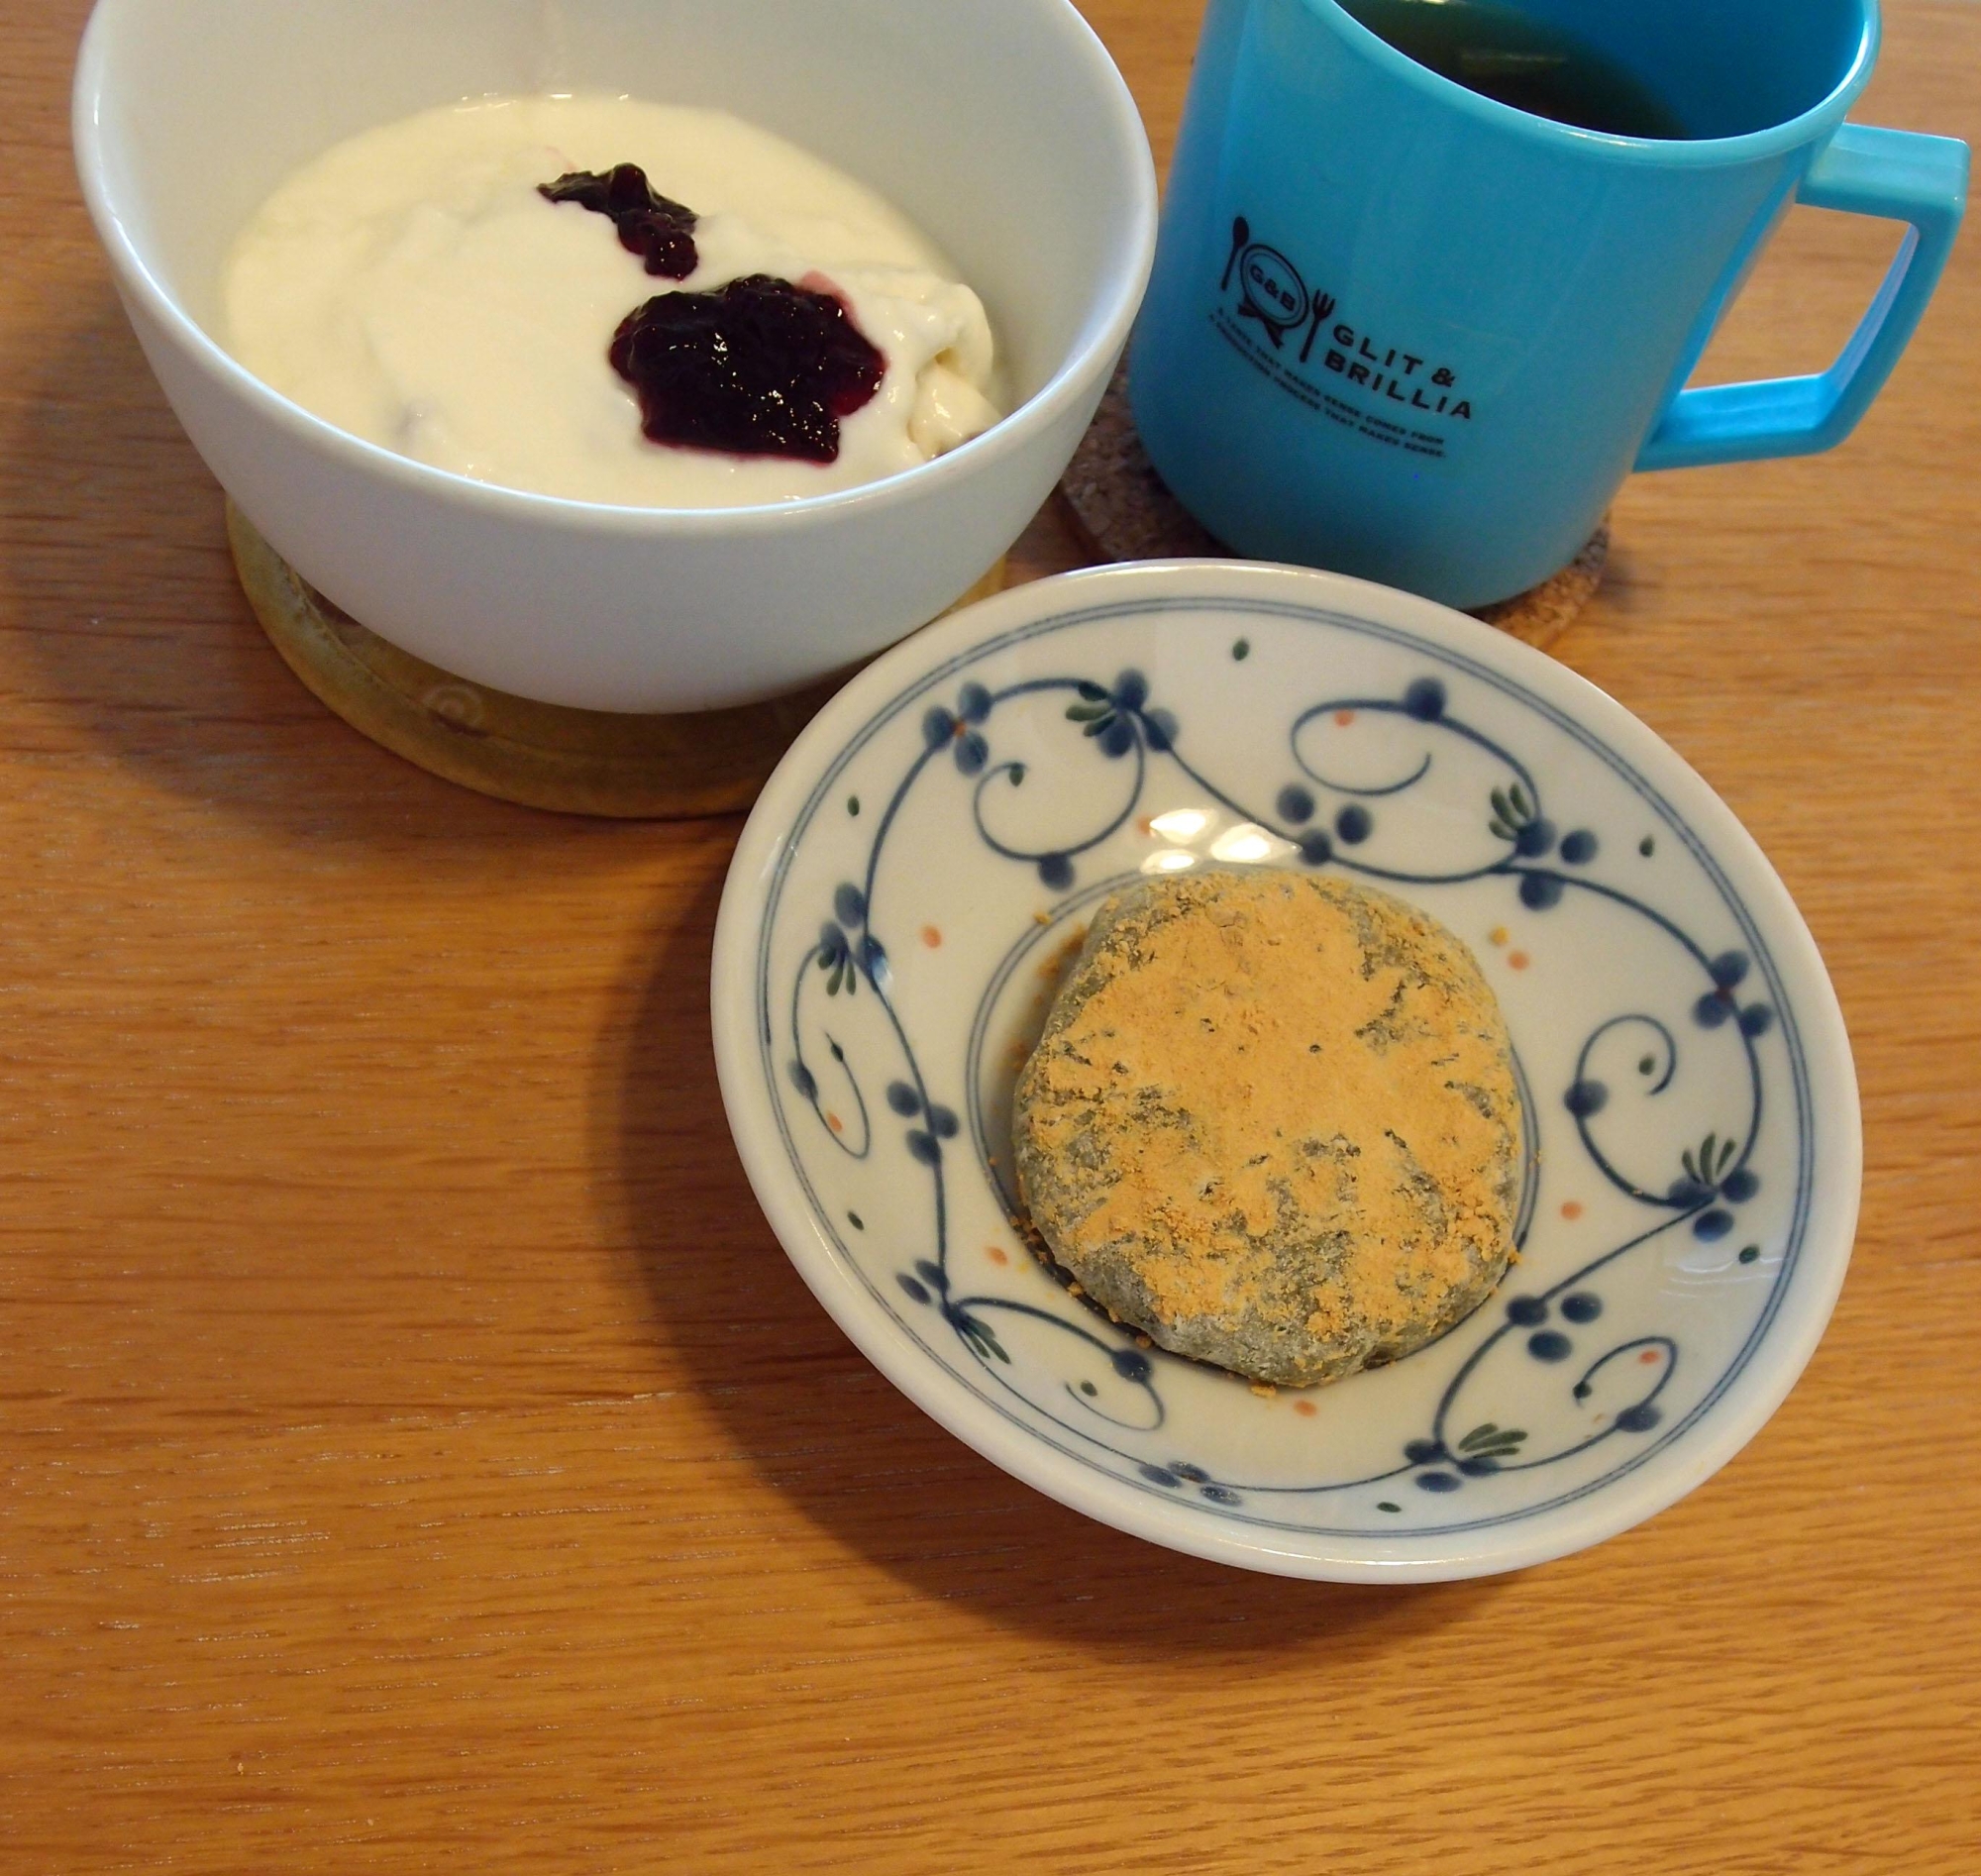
[1339, 0, 1689, 140]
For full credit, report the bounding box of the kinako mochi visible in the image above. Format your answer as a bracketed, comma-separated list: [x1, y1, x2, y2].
[1010, 869, 1523, 1388]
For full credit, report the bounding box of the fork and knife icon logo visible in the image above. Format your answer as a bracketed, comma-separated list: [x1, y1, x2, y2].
[1220, 216, 1337, 362]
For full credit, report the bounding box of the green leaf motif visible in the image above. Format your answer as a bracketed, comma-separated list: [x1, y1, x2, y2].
[1490, 784, 1533, 836]
[960, 1316, 1009, 1365]
[1683, 1132, 1736, 1187]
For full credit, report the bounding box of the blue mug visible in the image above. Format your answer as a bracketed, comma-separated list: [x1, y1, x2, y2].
[1129, 0, 1968, 609]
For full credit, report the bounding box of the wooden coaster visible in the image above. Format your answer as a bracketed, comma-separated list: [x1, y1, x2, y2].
[227, 502, 1003, 819]
[1061, 364, 1606, 653]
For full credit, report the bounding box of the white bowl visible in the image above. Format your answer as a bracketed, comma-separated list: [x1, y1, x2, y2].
[73, 0, 1156, 712]
[711, 562, 1861, 1581]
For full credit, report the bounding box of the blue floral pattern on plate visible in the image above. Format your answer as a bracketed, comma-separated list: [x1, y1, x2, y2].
[713, 565, 1858, 1580]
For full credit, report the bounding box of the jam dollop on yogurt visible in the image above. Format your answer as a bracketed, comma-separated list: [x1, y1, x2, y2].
[610, 274, 885, 463]
[222, 97, 1004, 507]
[540, 162, 887, 463]
[539, 164, 699, 279]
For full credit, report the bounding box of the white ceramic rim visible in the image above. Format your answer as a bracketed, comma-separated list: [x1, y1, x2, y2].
[70, 0, 1158, 536]
[711, 561, 1862, 1581]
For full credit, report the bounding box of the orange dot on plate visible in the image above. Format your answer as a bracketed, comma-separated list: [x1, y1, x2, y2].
[1137, 815, 1156, 837]
[1639, 1348, 1661, 1365]
[920, 925, 942, 948]
[826, 1112, 843, 1134]
[1294, 1399, 1318, 1418]
[1561, 1200, 1584, 1221]
[987, 1245, 1009, 1267]
[1334, 709, 1356, 727]
[1508, 951, 1530, 971]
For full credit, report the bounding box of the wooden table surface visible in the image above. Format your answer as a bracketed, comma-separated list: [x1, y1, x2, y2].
[5, 3, 1979, 1870]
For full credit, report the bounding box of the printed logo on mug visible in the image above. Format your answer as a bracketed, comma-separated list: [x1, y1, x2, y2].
[1130, 0, 1968, 609]
[1218, 214, 1469, 437]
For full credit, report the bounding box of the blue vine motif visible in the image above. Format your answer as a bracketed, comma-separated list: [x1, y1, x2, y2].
[780, 662, 1776, 1519]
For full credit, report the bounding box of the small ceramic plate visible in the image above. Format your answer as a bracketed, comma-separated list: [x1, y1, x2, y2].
[711, 563, 1859, 1581]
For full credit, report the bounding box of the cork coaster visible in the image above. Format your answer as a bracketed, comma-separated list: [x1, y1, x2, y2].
[227, 502, 1004, 819]
[1061, 365, 1606, 653]
[1467, 522, 1610, 649]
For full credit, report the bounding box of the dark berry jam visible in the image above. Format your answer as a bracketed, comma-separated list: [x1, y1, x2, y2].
[539, 164, 699, 279]
[608, 274, 886, 464]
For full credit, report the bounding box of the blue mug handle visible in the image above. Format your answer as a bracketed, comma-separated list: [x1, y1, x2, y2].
[1636, 125, 1968, 470]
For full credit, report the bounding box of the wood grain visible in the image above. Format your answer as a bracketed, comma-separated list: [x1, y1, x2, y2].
[3, 4, 1978, 1871]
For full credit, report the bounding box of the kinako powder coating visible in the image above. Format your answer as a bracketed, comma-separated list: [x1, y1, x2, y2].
[1011, 869, 1523, 1387]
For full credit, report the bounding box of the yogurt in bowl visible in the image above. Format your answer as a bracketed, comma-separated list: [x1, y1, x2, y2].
[73, 0, 1156, 713]
[223, 96, 1006, 507]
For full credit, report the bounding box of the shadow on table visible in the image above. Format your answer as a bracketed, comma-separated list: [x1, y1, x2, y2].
[606, 876, 1507, 1661]
[1, 287, 588, 856]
